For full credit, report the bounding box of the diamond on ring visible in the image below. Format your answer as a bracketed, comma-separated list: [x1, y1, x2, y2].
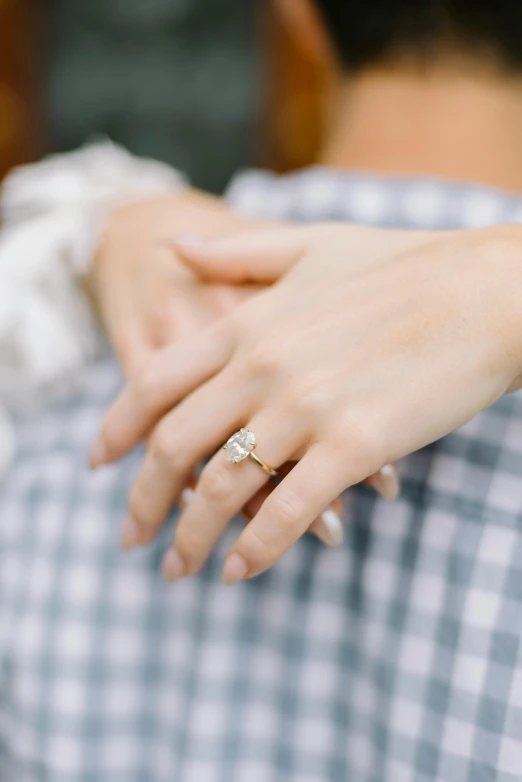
[223, 429, 256, 463]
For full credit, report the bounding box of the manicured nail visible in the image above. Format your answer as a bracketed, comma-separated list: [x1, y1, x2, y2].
[180, 487, 195, 509]
[317, 508, 344, 546]
[222, 552, 249, 586]
[163, 548, 185, 583]
[121, 516, 141, 551]
[89, 437, 108, 470]
[374, 464, 400, 500]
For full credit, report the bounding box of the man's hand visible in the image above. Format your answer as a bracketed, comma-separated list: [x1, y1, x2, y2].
[87, 189, 259, 376]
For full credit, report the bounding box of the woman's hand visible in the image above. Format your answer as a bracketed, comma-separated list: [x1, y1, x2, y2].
[89, 201, 397, 545]
[102, 222, 522, 585]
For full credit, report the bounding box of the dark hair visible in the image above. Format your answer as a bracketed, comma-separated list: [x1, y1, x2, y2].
[314, 1, 522, 72]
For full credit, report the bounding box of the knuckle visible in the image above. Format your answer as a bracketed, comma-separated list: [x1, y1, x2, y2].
[282, 385, 323, 420]
[272, 487, 307, 529]
[240, 526, 274, 569]
[149, 425, 181, 465]
[236, 490, 307, 575]
[242, 340, 284, 379]
[130, 355, 163, 411]
[199, 463, 235, 504]
[335, 413, 380, 477]
[175, 532, 206, 572]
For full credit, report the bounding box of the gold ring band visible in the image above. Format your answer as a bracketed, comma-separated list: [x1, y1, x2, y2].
[222, 428, 279, 478]
[248, 451, 278, 477]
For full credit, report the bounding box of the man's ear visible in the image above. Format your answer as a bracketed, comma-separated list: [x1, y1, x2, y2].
[274, 0, 334, 63]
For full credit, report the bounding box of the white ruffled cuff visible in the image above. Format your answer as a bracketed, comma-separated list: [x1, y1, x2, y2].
[0, 140, 187, 477]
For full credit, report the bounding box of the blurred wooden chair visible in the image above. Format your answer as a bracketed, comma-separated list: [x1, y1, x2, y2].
[0, 0, 42, 181]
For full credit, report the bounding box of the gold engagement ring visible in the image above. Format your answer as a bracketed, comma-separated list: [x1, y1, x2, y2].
[222, 429, 278, 477]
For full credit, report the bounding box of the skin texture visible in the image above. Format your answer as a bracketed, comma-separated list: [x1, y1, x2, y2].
[92, 222, 522, 585]
[86, 2, 522, 580]
[280, 0, 522, 193]
[89, 197, 398, 554]
[88, 190, 257, 376]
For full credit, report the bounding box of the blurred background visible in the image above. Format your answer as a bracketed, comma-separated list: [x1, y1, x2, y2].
[0, 0, 332, 193]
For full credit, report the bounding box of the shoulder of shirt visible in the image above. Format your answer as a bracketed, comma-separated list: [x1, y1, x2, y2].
[225, 166, 522, 231]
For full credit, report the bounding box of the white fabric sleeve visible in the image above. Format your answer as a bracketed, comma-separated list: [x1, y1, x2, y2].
[0, 140, 187, 476]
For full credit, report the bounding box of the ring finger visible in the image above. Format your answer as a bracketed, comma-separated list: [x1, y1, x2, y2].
[163, 413, 306, 581]
[121, 374, 253, 549]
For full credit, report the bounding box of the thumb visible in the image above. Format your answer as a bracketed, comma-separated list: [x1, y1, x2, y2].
[169, 224, 337, 284]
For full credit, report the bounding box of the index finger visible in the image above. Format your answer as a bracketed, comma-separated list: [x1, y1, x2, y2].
[90, 324, 233, 467]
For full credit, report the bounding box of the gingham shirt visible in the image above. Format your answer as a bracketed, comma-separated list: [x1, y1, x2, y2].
[3, 170, 522, 782]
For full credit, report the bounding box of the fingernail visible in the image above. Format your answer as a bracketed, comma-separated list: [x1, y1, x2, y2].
[317, 508, 344, 546]
[89, 437, 108, 470]
[222, 552, 249, 586]
[179, 487, 195, 509]
[375, 464, 400, 500]
[169, 235, 205, 251]
[121, 516, 141, 551]
[163, 548, 185, 583]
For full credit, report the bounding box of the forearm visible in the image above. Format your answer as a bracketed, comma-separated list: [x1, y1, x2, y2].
[459, 224, 522, 395]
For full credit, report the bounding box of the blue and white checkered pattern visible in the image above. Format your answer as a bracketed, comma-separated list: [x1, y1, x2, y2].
[2, 170, 522, 782]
